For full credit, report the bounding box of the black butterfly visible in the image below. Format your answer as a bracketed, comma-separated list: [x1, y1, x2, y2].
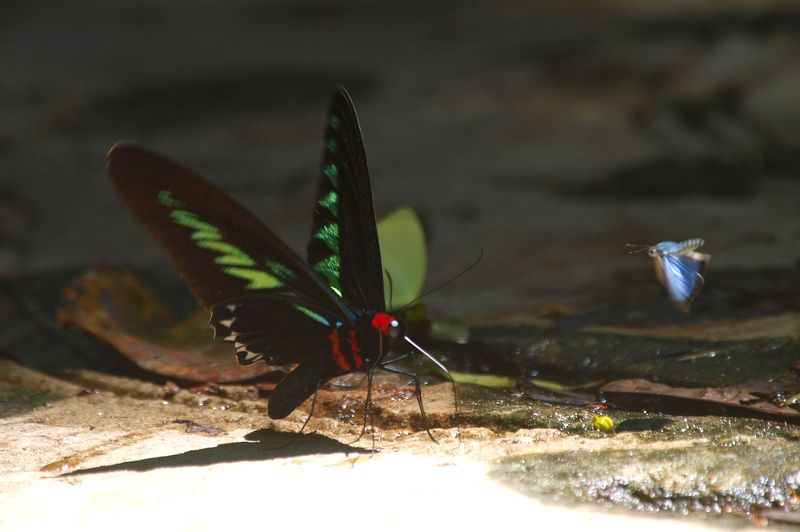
[107, 87, 446, 428]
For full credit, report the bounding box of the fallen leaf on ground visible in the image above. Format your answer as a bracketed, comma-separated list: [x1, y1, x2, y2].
[58, 267, 279, 383]
[602, 378, 800, 424]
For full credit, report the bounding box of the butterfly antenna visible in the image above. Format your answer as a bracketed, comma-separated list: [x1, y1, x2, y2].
[404, 335, 460, 444]
[402, 247, 484, 310]
[385, 269, 395, 311]
[625, 243, 651, 255]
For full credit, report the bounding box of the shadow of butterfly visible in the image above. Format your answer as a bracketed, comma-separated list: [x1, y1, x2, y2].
[631, 239, 710, 312]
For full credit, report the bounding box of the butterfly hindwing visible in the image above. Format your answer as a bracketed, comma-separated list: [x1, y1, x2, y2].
[107, 143, 348, 319]
[210, 296, 334, 366]
[267, 355, 336, 419]
[308, 87, 385, 313]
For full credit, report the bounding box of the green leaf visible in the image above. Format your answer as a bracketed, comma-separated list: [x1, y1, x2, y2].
[449, 371, 516, 389]
[378, 206, 427, 309]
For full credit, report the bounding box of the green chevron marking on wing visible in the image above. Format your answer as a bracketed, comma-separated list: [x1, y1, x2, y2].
[157, 190, 185, 208]
[313, 223, 340, 253]
[314, 254, 342, 297]
[170, 210, 223, 241]
[323, 163, 338, 187]
[197, 240, 257, 266]
[318, 190, 338, 216]
[307, 107, 351, 299]
[157, 189, 284, 291]
[220, 267, 282, 289]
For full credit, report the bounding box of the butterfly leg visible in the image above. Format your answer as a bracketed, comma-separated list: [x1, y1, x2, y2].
[378, 360, 438, 444]
[412, 352, 438, 444]
[261, 379, 323, 452]
[379, 352, 413, 366]
[297, 380, 321, 435]
[366, 370, 376, 451]
[402, 336, 461, 444]
[346, 369, 375, 448]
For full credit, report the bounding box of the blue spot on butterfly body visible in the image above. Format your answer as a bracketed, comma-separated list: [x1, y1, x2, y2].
[645, 239, 710, 313]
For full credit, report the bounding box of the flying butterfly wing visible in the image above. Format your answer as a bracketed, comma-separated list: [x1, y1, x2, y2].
[108, 142, 350, 318]
[657, 253, 708, 312]
[307, 87, 385, 313]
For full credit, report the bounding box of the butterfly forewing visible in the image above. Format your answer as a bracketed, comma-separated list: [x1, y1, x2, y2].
[107, 143, 347, 317]
[307, 87, 385, 313]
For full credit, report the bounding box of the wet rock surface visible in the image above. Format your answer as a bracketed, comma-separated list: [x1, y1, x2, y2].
[493, 418, 800, 519]
[2, 0, 800, 529]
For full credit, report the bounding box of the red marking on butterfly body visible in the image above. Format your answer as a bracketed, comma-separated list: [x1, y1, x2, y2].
[346, 329, 364, 369]
[327, 329, 350, 371]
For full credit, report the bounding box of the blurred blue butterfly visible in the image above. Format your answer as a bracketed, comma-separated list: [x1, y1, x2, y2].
[629, 239, 710, 312]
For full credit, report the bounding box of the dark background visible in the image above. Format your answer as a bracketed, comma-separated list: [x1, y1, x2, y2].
[2, 0, 799, 318]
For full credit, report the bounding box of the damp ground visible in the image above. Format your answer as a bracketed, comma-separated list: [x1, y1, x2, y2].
[3, 0, 800, 530]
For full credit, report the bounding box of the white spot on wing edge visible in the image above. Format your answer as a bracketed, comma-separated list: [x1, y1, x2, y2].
[238, 350, 260, 362]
